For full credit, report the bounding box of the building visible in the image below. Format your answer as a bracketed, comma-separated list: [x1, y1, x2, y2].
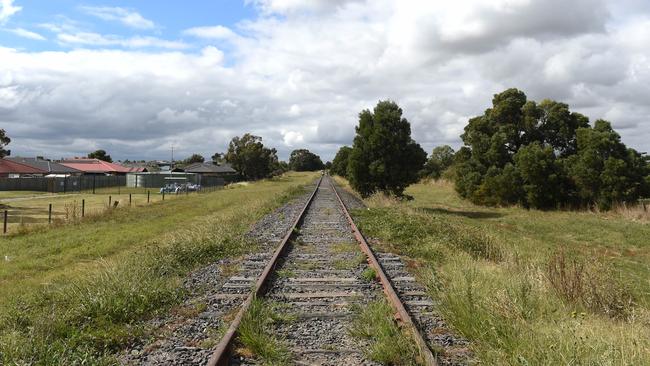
[59, 158, 132, 175]
[6, 157, 82, 176]
[0, 159, 47, 178]
[180, 162, 238, 185]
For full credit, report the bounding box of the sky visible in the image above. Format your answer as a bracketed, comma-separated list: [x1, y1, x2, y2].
[0, 0, 649, 162]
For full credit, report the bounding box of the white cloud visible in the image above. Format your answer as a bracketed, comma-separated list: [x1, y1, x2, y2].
[0, 0, 20, 24]
[57, 32, 188, 50]
[1, 0, 649, 161]
[80, 6, 155, 29]
[6, 27, 46, 41]
[183, 25, 238, 40]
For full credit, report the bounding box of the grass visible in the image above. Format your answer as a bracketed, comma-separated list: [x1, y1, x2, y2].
[346, 178, 650, 365]
[0, 188, 189, 233]
[237, 298, 291, 365]
[360, 267, 376, 282]
[348, 300, 419, 365]
[0, 172, 317, 364]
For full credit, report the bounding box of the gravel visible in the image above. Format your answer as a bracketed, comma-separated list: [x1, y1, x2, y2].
[119, 183, 316, 365]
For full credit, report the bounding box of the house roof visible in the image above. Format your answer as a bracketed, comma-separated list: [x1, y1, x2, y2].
[182, 162, 237, 174]
[0, 159, 48, 174]
[59, 159, 132, 174]
[6, 157, 82, 174]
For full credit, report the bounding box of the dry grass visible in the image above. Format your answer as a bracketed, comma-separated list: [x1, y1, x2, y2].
[547, 250, 635, 320]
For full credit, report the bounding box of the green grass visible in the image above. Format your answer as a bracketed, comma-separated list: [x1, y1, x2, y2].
[237, 299, 291, 365]
[360, 267, 376, 282]
[349, 300, 419, 365]
[0, 188, 188, 233]
[0, 191, 51, 199]
[0, 172, 317, 364]
[348, 179, 650, 365]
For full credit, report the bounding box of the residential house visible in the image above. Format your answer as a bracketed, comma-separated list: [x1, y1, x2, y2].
[6, 157, 82, 177]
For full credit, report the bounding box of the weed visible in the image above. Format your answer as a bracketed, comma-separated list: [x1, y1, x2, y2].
[361, 267, 377, 282]
[276, 269, 295, 278]
[348, 300, 419, 365]
[238, 298, 290, 364]
[546, 250, 635, 319]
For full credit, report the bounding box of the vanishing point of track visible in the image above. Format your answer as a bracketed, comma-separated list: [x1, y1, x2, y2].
[207, 175, 437, 366]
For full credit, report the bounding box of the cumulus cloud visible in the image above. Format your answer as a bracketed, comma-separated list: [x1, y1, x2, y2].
[0, 0, 21, 24]
[1, 0, 649, 161]
[80, 6, 155, 30]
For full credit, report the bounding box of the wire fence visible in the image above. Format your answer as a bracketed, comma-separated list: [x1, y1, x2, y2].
[1, 185, 223, 235]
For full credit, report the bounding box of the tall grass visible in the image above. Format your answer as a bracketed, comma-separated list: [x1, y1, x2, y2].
[348, 179, 650, 365]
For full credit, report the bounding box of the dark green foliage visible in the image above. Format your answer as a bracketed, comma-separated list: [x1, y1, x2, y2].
[181, 153, 205, 165]
[330, 146, 352, 177]
[225, 134, 279, 180]
[421, 145, 455, 179]
[211, 152, 224, 164]
[288, 149, 324, 171]
[87, 149, 112, 162]
[324, 161, 332, 170]
[0, 129, 10, 158]
[455, 89, 649, 210]
[348, 100, 427, 197]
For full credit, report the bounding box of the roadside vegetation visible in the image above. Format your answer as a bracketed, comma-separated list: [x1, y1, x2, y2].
[344, 178, 650, 365]
[0, 172, 317, 364]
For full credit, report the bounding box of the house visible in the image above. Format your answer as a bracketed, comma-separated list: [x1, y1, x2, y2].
[179, 162, 238, 186]
[6, 157, 82, 176]
[58, 158, 132, 175]
[117, 162, 151, 173]
[181, 162, 237, 177]
[0, 158, 47, 177]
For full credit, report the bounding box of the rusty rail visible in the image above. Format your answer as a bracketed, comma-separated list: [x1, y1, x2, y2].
[329, 178, 438, 366]
[206, 176, 322, 366]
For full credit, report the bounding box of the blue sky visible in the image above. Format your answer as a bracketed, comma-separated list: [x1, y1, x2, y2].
[0, 1, 255, 52]
[1, 0, 649, 161]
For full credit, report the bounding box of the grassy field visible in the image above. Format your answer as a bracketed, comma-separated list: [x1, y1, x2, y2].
[0, 188, 199, 234]
[0, 172, 317, 364]
[339, 178, 650, 365]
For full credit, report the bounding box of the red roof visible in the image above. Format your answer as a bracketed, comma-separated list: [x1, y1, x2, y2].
[0, 159, 48, 174]
[59, 159, 132, 174]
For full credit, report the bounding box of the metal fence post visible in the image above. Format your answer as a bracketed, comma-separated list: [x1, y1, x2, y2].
[82, 200, 85, 217]
[109, 195, 112, 207]
[162, 191, 165, 201]
[147, 190, 150, 203]
[129, 193, 132, 206]
[3, 210, 7, 234]
[48, 204, 52, 223]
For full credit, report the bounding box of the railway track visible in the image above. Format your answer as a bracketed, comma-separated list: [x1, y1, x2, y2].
[207, 176, 439, 366]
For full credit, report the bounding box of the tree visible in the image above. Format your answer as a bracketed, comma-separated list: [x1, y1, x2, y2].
[454, 88, 649, 210]
[182, 154, 205, 165]
[211, 152, 225, 164]
[348, 100, 426, 197]
[289, 149, 324, 171]
[0, 129, 10, 158]
[88, 149, 112, 162]
[324, 161, 332, 170]
[421, 145, 455, 179]
[330, 146, 352, 177]
[225, 134, 279, 180]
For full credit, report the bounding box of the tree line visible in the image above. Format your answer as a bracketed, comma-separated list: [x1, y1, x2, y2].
[331, 89, 650, 209]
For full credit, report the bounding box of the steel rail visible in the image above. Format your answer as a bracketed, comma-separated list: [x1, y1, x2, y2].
[206, 176, 323, 366]
[329, 178, 438, 366]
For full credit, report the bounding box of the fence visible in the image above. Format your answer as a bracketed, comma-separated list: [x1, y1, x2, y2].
[0, 176, 126, 193]
[1, 185, 223, 234]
